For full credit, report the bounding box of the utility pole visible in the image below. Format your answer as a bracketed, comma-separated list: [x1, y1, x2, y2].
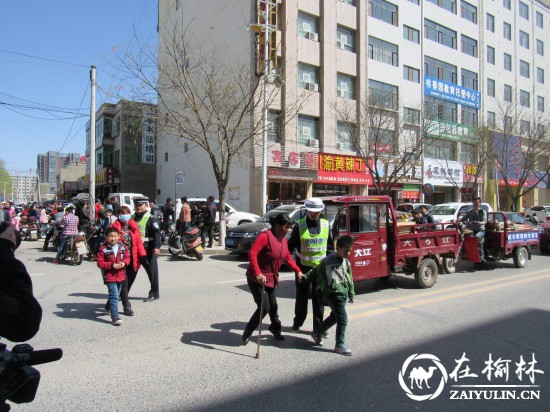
[89, 65, 96, 221]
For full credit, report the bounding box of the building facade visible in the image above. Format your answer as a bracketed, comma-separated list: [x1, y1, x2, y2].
[157, 0, 550, 214]
[82, 100, 157, 201]
[10, 174, 38, 204]
[37, 151, 82, 195]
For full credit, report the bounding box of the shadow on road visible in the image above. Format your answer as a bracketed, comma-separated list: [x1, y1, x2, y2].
[188, 309, 550, 412]
[53, 302, 112, 324]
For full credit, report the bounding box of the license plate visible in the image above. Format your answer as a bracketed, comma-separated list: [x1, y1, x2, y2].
[226, 239, 235, 246]
[195, 245, 203, 252]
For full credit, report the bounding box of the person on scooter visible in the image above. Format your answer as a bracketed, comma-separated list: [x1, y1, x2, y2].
[53, 206, 79, 264]
[43, 207, 65, 251]
[459, 197, 488, 262]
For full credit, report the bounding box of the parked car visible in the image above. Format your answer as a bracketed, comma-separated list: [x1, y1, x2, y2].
[525, 205, 550, 223]
[395, 203, 433, 214]
[176, 198, 260, 229]
[225, 205, 306, 255]
[429, 202, 494, 223]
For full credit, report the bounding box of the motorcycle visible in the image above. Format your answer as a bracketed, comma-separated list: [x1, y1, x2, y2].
[168, 225, 204, 260]
[59, 232, 88, 265]
[86, 221, 104, 260]
[20, 217, 39, 241]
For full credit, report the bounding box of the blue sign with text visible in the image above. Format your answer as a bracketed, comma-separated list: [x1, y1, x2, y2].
[424, 76, 481, 109]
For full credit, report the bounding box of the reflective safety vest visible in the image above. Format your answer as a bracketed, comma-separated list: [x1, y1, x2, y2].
[133, 212, 151, 243]
[295, 217, 329, 267]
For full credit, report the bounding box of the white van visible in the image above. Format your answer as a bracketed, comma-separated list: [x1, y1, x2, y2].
[429, 202, 494, 223]
[108, 193, 150, 215]
[175, 197, 259, 229]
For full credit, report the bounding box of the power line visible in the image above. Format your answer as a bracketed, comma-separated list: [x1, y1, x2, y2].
[0, 91, 89, 111]
[59, 84, 89, 153]
[0, 48, 89, 68]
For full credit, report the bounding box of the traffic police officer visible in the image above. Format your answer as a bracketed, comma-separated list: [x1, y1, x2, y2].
[288, 197, 330, 336]
[131, 196, 162, 301]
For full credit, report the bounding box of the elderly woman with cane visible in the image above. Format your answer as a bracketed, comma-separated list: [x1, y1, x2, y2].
[242, 213, 303, 347]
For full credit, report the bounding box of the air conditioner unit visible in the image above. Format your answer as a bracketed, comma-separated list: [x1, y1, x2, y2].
[337, 89, 344, 97]
[306, 32, 319, 41]
[308, 139, 319, 148]
[337, 41, 345, 50]
[305, 83, 319, 91]
[336, 143, 343, 150]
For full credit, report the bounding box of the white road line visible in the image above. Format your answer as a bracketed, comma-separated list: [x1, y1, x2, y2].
[217, 273, 295, 284]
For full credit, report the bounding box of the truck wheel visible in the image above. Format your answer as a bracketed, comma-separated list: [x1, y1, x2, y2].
[513, 246, 528, 268]
[442, 257, 458, 274]
[415, 258, 438, 288]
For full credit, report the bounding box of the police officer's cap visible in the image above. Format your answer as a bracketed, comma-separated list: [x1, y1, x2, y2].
[133, 196, 149, 204]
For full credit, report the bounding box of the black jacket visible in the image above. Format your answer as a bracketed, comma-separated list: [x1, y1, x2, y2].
[0, 239, 42, 342]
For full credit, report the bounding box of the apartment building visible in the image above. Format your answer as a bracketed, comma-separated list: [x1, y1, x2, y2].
[37, 151, 82, 194]
[157, 0, 550, 214]
[82, 100, 157, 200]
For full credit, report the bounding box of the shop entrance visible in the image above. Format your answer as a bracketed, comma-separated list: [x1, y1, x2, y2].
[268, 181, 307, 208]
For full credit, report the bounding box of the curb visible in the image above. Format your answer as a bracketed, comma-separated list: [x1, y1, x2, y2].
[159, 245, 232, 256]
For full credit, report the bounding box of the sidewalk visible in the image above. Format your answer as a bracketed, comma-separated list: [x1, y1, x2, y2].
[159, 243, 231, 256]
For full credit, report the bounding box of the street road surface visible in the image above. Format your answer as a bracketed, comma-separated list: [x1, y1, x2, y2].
[7, 240, 550, 411]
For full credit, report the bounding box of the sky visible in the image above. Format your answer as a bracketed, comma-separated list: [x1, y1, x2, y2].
[0, 0, 157, 176]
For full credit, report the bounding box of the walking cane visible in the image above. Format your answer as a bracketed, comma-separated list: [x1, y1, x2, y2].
[255, 285, 265, 359]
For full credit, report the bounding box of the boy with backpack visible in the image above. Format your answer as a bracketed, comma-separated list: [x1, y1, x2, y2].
[299, 235, 355, 356]
[97, 227, 131, 326]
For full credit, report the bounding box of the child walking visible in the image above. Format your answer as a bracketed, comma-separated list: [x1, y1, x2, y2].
[299, 235, 355, 356]
[97, 227, 131, 326]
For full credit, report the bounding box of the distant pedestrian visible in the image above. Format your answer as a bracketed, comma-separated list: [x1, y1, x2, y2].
[178, 196, 192, 233]
[201, 196, 217, 248]
[299, 235, 355, 356]
[97, 227, 131, 326]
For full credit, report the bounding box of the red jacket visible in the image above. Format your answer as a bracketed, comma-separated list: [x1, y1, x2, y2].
[111, 219, 147, 271]
[97, 242, 131, 283]
[246, 229, 301, 288]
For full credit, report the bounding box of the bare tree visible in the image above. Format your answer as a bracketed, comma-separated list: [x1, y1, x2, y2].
[334, 91, 428, 195]
[488, 100, 550, 211]
[111, 14, 304, 245]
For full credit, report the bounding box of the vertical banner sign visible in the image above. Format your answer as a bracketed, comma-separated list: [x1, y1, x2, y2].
[141, 106, 156, 164]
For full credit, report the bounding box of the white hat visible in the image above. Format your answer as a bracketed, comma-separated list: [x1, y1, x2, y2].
[304, 197, 325, 212]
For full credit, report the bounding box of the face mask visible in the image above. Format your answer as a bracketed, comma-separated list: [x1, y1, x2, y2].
[119, 214, 131, 222]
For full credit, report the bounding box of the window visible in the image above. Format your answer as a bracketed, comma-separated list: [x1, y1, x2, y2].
[297, 115, 319, 146]
[368, 79, 399, 111]
[536, 40, 544, 56]
[536, 11, 543, 28]
[538, 68, 545, 84]
[407, 0, 419, 4]
[538, 96, 545, 112]
[461, 143, 476, 163]
[403, 107, 420, 125]
[537, 124, 545, 138]
[164, 152, 168, 162]
[504, 53, 512, 71]
[368, 36, 398, 66]
[504, 116, 513, 132]
[487, 111, 496, 129]
[461, 1, 477, 24]
[298, 12, 319, 41]
[369, 127, 395, 155]
[339, 0, 356, 5]
[520, 120, 530, 135]
[337, 25, 356, 52]
[425, 138, 456, 160]
[504, 84, 512, 102]
[487, 46, 495, 64]
[487, 78, 495, 97]
[503, 22, 511, 40]
[503, 0, 511, 10]
[403, 66, 420, 83]
[124, 148, 139, 165]
[461, 107, 478, 127]
[267, 110, 281, 142]
[519, 2, 529, 20]
[336, 122, 355, 151]
[424, 56, 457, 84]
[486, 13, 495, 32]
[520, 90, 530, 108]
[369, 0, 398, 26]
[298, 63, 320, 91]
[461, 68, 478, 91]
[424, 19, 457, 49]
[519, 31, 529, 49]
[520, 60, 530, 78]
[461, 34, 478, 57]
[425, 96, 458, 123]
[337, 73, 356, 99]
[403, 25, 420, 43]
[426, 0, 457, 14]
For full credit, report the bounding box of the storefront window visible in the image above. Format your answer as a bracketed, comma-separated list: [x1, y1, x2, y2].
[312, 184, 349, 197]
[268, 181, 306, 205]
